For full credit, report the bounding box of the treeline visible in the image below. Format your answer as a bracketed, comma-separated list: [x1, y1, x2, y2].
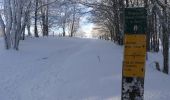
[81, 0, 169, 74]
[0, 0, 84, 50]
[0, 0, 169, 74]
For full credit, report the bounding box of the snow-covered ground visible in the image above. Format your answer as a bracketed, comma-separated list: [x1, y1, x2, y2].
[0, 36, 169, 100]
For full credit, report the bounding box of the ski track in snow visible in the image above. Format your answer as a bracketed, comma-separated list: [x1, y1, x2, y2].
[1, 38, 84, 99]
[0, 37, 121, 100]
[0, 37, 170, 100]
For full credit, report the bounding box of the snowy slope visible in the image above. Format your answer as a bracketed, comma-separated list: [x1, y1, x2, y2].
[0, 37, 169, 100]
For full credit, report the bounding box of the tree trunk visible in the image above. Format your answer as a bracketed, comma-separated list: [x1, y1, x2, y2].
[162, 2, 169, 74]
[42, 11, 46, 36]
[126, 0, 129, 7]
[144, 0, 150, 51]
[27, 11, 31, 36]
[45, 1, 49, 36]
[27, 23, 31, 36]
[3, 0, 12, 49]
[70, 5, 76, 37]
[34, 0, 39, 37]
[63, 27, 65, 36]
[0, 14, 10, 49]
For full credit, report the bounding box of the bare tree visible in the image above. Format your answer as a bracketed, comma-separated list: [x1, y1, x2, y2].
[34, 0, 39, 37]
[79, 0, 169, 74]
[40, 0, 49, 36]
[0, 0, 32, 50]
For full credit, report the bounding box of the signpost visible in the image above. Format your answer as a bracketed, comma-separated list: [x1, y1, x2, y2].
[121, 8, 147, 100]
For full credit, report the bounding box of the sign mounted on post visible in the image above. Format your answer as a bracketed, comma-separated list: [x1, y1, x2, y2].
[124, 8, 147, 34]
[121, 7, 147, 100]
[123, 35, 146, 78]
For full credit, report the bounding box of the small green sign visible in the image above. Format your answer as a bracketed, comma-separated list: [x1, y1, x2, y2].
[124, 8, 147, 34]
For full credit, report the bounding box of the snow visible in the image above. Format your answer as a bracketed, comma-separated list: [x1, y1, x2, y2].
[0, 36, 170, 100]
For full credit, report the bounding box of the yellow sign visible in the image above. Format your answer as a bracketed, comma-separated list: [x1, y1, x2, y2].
[123, 60, 145, 77]
[124, 34, 146, 43]
[124, 60, 145, 65]
[124, 55, 145, 61]
[123, 34, 146, 78]
[125, 44, 146, 48]
[124, 49, 146, 54]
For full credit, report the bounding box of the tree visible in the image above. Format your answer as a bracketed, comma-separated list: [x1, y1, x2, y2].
[68, 2, 81, 37]
[78, 0, 124, 44]
[70, 4, 76, 37]
[0, 0, 32, 50]
[34, 0, 39, 37]
[50, 0, 81, 37]
[40, 0, 49, 36]
[79, 0, 169, 74]
[162, 0, 169, 74]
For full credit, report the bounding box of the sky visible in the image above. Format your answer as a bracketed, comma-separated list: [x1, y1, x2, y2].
[27, 16, 94, 37]
[79, 15, 94, 38]
[0, 1, 94, 38]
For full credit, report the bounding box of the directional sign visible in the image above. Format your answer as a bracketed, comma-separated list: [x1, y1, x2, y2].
[121, 7, 147, 100]
[124, 48, 146, 54]
[123, 60, 145, 77]
[124, 8, 147, 34]
[123, 35, 146, 78]
[124, 34, 146, 42]
[124, 55, 146, 61]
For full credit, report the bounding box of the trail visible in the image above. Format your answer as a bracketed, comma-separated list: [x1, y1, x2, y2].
[0, 37, 169, 100]
[0, 37, 122, 100]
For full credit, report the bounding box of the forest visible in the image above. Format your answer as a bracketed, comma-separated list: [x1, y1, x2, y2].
[0, 0, 169, 74]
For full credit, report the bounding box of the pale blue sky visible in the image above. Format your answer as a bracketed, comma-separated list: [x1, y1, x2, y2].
[80, 15, 94, 38]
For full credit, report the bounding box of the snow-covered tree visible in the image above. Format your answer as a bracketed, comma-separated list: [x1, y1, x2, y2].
[0, 0, 32, 50]
[78, 0, 170, 74]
